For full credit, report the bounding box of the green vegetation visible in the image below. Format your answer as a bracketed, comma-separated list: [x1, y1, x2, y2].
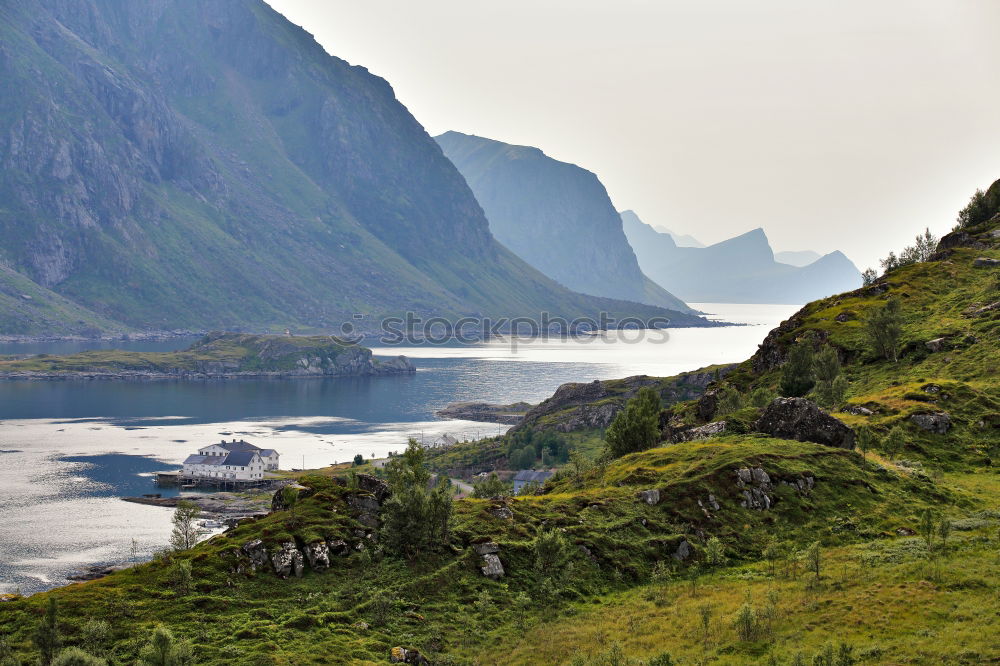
[605, 387, 662, 458]
[778, 343, 814, 397]
[0, 333, 390, 377]
[1, 184, 999, 664]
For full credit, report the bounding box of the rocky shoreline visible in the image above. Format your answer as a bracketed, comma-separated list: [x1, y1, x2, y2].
[435, 401, 533, 425]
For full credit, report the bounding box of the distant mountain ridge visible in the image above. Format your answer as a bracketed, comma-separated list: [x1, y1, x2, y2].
[775, 250, 823, 267]
[435, 132, 693, 313]
[0, 0, 705, 336]
[621, 211, 862, 304]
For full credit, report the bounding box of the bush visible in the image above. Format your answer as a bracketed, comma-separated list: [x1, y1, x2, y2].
[605, 387, 662, 457]
[863, 299, 903, 362]
[51, 648, 106, 666]
[534, 527, 571, 575]
[472, 473, 512, 499]
[956, 188, 992, 229]
[780, 344, 815, 397]
[381, 439, 454, 559]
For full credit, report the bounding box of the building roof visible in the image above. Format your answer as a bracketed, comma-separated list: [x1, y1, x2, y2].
[216, 439, 260, 452]
[222, 451, 260, 466]
[183, 454, 224, 466]
[513, 470, 553, 483]
[259, 449, 278, 457]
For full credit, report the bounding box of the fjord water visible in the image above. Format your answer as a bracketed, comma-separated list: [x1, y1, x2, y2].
[0, 303, 797, 594]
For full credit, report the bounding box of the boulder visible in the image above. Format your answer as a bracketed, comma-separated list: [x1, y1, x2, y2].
[271, 483, 314, 512]
[304, 541, 330, 571]
[473, 542, 504, 579]
[241, 539, 269, 572]
[925, 337, 948, 353]
[755, 397, 855, 449]
[390, 647, 429, 665]
[973, 257, 1000, 268]
[327, 539, 349, 555]
[637, 489, 661, 505]
[910, 412, 952, 434]
[696, 389, 719, 422]
[487, 503, 514, 520]
[842, 405, 873, 416]
[271, 541, 304, 578]
[677, 420, 727, 442]
[348, 494, 381, 529]
[673, 539, 691, 561]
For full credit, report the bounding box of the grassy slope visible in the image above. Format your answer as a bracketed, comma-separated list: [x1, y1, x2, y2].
[1, 213, 999, 664]
[0, 333, 364, 374]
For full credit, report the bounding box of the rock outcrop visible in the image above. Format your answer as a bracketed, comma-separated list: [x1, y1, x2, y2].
[755, 398, 855, 449]
[910, 412, 952, 434]
[271, 541, 304, 578]
[473, 542, 505, 579]
[390, 647, 430, 665]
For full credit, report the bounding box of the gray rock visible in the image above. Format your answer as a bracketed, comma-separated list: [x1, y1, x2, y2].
[696, 389, 720, 422]
[271, 541, 304, 578]
[473, 542, 500, 555]
[672, 539, 691, 561]
[910, 412, 952, 434]
[304, 541, 330, 571]
[751, 467, 771, 485]
[487, 503, 514, 520]
[241, 539, 269, 572]
[327, 539, 349, 556]
[842, 405, 873, 416]
[637, 489, 661, 505]
[736, 467, 753, 485]
[925, 337, 948, 353]
[755, 397, 855, 449]
[973, 257, 1000, 268]
[480, 553, 505, 579]
[677, 420, 727, 441]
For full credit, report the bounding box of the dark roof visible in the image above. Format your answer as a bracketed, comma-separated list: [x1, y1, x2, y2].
[513, 470, 553, 483]
[222, 451, 260, 466]
[258, 449, 278, 457]
[183, 454, 223, 466]
[218, 440, 260, 452]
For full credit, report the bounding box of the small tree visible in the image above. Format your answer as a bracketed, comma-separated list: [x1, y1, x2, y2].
[919, 508, 937, 553]
[80, 620, 110, 658]
[938, 517, 951, 552]
[381, 439, 453, 559]
[171, 559, 193, 597]
[813, 346, 843, 408]
[704, 537, 726, 567]
[472, 472, 511, 498]
[956, 188, 991, 229]
[779, 343, 815, 397]
[804, 541, 821, 581]
[863, 299, 903, 362]
[137, 625, 193, 666]
[568, 449, 592, 483]
[533, 527, 571, 575]
[855, 426, 874, 459]
[861, 268, 878, 286]
[732, 602, 759, 642]
[698, 604, 713, 647]
[513, 591, 532, 630]
[352, 454, 364, 466]
[605, 387, 662, 458]
[51, 648, 106, 666]
[169, 501, 201, 551]
[883, 426, 906, 460]
[715, 389, 744, 416]
[750, 387, 776, 409]
[34, 596, 60, 666]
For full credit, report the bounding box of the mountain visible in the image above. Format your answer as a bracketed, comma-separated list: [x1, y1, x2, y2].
[621, 211, 862, 303]
[0, 1, 705, 336]
[649, 224, 705, 248]
[435, 132, 693, 313]
[775, 249, 822, 267]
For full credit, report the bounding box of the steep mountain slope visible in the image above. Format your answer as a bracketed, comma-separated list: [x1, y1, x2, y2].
[621, 210, 862, 303]
[650, 225, 705, 247]
[0, 1, 701, 335]
[435, 132, 692, 313]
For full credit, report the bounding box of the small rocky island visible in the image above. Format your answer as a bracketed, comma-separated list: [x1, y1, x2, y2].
[0, 332, 415, 380]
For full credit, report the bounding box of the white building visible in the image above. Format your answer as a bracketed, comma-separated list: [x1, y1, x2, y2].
[181, 439, 279, 481]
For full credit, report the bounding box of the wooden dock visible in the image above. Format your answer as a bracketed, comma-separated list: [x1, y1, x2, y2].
[154, 470, 278, 490]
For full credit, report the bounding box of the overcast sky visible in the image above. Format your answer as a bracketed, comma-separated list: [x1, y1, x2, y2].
[268, 0, 1000, 270]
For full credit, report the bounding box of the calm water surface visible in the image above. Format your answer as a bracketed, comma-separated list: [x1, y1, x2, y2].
[0, 303, 797, 593]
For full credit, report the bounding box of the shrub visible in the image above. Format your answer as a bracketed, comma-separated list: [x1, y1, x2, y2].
[472, 472, 512, 498]
[605, 387, 662, 457]
[51, 648, 106, 666]
[534, 527, 571, 575]
[956, 188, 991, 229]
[780, 344, 815, 397]
[863, 299, 903, 362]
[381, 439, 454, 559]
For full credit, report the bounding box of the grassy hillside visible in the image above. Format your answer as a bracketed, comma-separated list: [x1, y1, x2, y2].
[0, 332, 410, 377]
[1, 189, 998, 665]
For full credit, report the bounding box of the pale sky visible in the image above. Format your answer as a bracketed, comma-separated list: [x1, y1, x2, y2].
[267, 0, 1000, 270]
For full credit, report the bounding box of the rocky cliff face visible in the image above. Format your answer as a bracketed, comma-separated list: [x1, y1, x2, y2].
[436, 132, 692, 314]
[0, 1, 687, 335]
[621, 211, 863, 304]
